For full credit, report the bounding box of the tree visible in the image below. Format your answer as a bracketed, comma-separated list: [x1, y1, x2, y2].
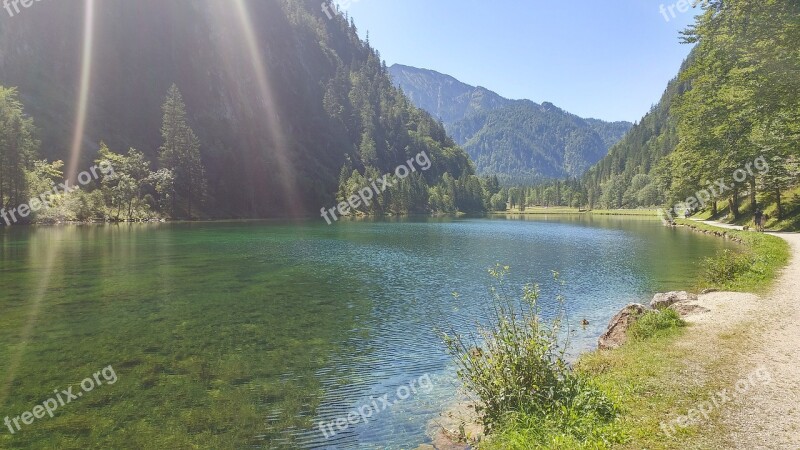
[0, 86, 38, 216]
[97, 143, 158, 221]
[159, 84, 207, 219]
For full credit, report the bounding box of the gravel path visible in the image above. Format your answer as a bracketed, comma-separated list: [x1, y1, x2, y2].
[689, 220, 800, 449]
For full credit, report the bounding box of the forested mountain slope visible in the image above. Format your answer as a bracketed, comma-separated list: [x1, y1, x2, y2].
[389, 64, 632, 182]
[0, 0, 476, 218]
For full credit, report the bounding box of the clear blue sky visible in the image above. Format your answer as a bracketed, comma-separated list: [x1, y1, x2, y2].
[334, 0, 703, 123]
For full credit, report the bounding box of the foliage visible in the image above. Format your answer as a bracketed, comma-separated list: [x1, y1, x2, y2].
[0, 1, 484, 218]
[702, 249, 753, 286]
[582, 0, 800, 222]
[0, 83, 193, 224]
[0, 87, 38, 217]
[677, 220, 790, 292]
[159, 84, 207, 219]
[441, 266, 620, 446]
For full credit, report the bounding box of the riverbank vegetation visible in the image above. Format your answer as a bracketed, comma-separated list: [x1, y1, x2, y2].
[675, 220, 790, 293]
[0, 79, 509, 224]
[574, 220, 790, 449]
[0, 84, 208, 223]
[456, 219, 789, 449]
[442, 267, 625, 449]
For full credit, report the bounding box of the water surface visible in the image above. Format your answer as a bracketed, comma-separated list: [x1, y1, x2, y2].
[0, 216, 732, 449]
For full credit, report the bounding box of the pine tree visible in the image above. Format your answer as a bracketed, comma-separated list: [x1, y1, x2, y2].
[159, 84, 207, 218]
[0, 87, 38, 215]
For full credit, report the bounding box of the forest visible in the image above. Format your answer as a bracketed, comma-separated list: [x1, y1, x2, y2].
[0, 0, 797, 224]
[510, 0, 799, 224]
[0, 0, 502, 223]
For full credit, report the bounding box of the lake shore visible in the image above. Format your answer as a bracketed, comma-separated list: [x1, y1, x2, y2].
[425, 220, 797, 449]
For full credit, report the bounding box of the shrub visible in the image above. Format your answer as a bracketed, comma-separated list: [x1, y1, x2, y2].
[440, 265, 620, 444]
[702, 249, 752, 285]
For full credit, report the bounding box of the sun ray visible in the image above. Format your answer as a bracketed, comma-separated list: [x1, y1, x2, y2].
[1, 0, 95, 409]
[66, 0, 95, 183]
[0, 234, 62, 407]
[231, 0, 303, 218]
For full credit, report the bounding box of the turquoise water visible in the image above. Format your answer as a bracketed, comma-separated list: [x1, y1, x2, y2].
[0, 217, 732, 449]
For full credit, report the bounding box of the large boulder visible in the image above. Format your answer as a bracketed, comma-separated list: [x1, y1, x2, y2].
[650, 291, 698, 310]
[598, 303, 647, 350]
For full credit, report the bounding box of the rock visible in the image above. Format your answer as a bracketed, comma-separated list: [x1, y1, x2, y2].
[650, 291, 698, 310]
[669, 302, 711, 317]
[598, 303, 647, 350]
[427, 401, 482, 450]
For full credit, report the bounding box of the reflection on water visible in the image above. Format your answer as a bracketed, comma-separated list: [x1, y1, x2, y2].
[0, 217, 732, 449]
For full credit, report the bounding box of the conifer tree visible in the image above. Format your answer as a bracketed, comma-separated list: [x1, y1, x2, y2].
[159, 84, 207, 218]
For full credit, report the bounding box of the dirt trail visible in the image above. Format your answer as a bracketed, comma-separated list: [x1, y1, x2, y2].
[690, 221, 800, 449]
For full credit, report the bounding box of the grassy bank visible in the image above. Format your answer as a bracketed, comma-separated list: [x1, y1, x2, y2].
[691, 185, 800, 232]
[492, 208, 659, 217]
[675, 219, 790, 293]
[478, 222, 790, 449]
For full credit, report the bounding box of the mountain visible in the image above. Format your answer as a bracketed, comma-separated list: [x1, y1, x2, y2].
[0, 0, 475, 218]
[389, 64, 633, 182]
[387, 65, 512, 124]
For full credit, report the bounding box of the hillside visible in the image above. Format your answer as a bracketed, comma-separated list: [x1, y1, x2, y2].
[582, 66, 689, 209]
[389, 64, 632, 181]
[0, 0, 476, 219]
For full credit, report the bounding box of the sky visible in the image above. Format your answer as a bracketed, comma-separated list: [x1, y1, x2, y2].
[333, 0, 703, 123]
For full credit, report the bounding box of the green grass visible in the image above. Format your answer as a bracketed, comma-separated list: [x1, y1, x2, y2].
[588, 209, 659, 217]
[572, 302, 776, 450]
[676, 219, 790, 293]
[575, 324, 714, 450]
[481, 310, 687, 450]
[492, 208, 659, 217]
[629, 309, 686, 341]
[493, 207, 585, 215]
[693, 185, 800, 232]
[481, 220, 791, 450]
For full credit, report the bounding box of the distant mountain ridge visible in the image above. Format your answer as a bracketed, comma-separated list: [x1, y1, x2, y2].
[389, 64, 633, 182]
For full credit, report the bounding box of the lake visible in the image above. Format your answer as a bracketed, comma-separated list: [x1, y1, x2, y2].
[0, 216, 732, 449]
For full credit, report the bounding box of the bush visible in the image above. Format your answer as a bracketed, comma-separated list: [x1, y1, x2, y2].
[702, 249, 753, 285]
[441, 265, 620, 446]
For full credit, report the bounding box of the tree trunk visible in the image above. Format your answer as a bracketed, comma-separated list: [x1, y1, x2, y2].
[730, 188, 740, 219]
[749, 178, 757, 211]
[712, 200, 718, 216]
[776, 189, 783, 221]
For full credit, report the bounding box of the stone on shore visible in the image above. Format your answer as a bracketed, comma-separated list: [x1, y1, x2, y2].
[650, 291, 698, 310]
[598, 303, 647, 350]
